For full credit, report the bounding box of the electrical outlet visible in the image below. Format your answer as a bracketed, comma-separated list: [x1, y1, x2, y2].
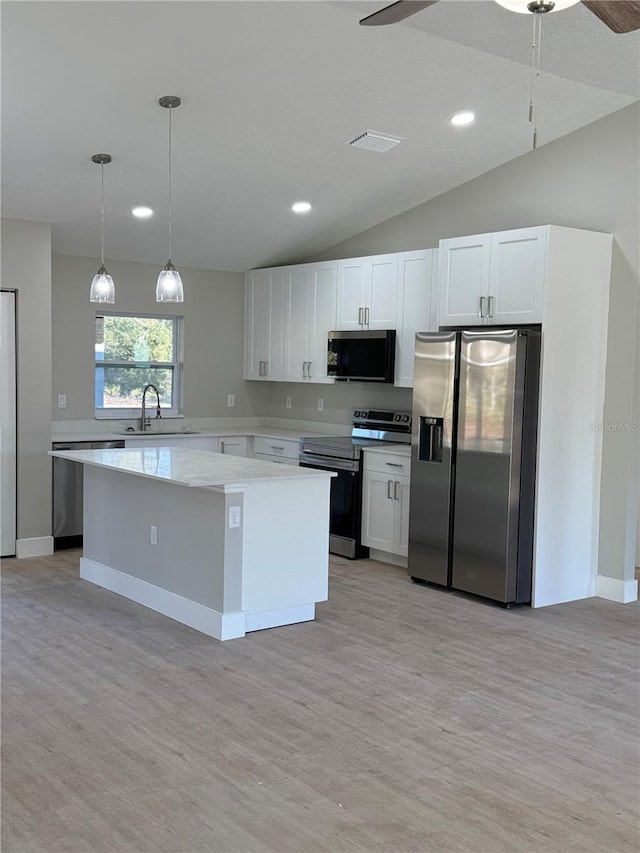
[227, 394, 235, 408]
[150, 525, 158, 545]
[57, 394, 67, 409]
[229, 506, 241, 529]
[286, 396, 292, 409]
[317, 398, 324, 412]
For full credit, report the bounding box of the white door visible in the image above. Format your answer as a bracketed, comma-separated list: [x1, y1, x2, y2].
[307, 261, 337, 383]
[336, 258, 367, 330]
[1, 291, 17, 556]
[438, 233, 491, 326]
[367, 254, 398, 329]
[244, 270, 271, 380]
[283, 266, 311, 382]
[361, 470, 395, 552]
[394, 250, 435, 388]
[488, 227, 546, 324]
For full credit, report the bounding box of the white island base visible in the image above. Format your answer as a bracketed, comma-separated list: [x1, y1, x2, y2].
[52, 448, 333, 641]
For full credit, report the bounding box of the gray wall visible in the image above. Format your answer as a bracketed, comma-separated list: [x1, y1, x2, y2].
[1, 218, 52, 542]
[52, 254, 269, 422]
[294, 103, 640, 583]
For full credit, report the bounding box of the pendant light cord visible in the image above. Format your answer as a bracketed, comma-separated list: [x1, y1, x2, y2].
[100, 163, 106, 267]
[168, 105, 173, 262]
[529, 13, 544, 150]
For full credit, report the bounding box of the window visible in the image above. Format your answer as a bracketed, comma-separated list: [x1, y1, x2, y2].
[95, 313, 182, 418]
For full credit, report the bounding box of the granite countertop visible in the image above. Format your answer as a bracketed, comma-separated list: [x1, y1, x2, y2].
[49, 446, 336, 488]
[51, 427, 338, 444]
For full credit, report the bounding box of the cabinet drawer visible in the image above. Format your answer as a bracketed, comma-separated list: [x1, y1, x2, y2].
[364, 450, 411, 476]
[255, 452, 299, 467]
[254, 436, 299, 459]
[218, 436, 249, 457]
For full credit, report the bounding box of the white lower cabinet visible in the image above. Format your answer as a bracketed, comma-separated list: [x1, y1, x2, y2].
[253, 436, 299, 465]
[361, 450, 411, 558]
[218, 436, 249, 457]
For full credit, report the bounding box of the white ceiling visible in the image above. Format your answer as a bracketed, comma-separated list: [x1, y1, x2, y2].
[1, 1, 637, 272]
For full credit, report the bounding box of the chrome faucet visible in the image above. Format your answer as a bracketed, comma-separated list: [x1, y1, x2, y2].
[141, 384, 162, 431]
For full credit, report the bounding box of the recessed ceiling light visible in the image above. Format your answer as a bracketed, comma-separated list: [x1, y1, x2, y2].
[132, 206, 153, 218]
[291, 201, 312, 214]
[449, 111, 476, 127]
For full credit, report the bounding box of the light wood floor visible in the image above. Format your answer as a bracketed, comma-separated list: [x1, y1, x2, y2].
[2, 550, 638, 853]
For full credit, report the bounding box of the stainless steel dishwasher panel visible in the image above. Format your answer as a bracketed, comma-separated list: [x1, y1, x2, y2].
[52, 440, 125, 544]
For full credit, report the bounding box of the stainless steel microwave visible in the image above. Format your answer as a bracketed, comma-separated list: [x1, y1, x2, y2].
[327, 329, 396, 383]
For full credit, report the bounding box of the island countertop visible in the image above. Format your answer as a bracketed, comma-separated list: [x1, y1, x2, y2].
[49, 446, 335, 489]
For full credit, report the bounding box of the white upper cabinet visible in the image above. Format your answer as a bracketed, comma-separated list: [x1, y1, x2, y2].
[488, 228, 547, 324]
[336, 254, 398, 330]
[394, 249, 438, 388]
[244, 267, 285, 380]
[283, 261, 337, 383]
[439, 226, 546, 326]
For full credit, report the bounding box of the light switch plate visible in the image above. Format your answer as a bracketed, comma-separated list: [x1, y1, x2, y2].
[57, 394, 67, 408]
[227, 394, 235, 408]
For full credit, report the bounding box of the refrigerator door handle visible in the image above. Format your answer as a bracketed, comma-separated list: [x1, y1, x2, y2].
[478, 295, 486, 318]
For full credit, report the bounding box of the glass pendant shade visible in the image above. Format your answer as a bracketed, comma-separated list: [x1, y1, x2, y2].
[90, 153, 115, 303]
[90, 265, 116, 304]
[157, 96, 184, 303]
[156, 260, 184, 303]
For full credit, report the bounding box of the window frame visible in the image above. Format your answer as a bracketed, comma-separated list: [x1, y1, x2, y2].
[94, 311, 183, 420]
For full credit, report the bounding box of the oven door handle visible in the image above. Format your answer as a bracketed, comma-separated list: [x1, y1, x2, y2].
[299, 453, 359, 472]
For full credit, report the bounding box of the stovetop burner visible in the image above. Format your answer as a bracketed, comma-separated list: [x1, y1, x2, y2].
[299, 409, 412, 461]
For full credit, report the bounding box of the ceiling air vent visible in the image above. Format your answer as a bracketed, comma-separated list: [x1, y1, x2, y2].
[348, 130, 404, 153]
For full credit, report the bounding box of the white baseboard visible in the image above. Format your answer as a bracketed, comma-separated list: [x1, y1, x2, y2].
[369, 548, 408, 568]
[16, 536, 54, 559]
[245, 603, 315, 633]
[595, 574, 638, 604]
[80, 558, 247, 640]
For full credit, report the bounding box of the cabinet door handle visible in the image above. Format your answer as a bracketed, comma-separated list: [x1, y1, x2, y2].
[258, 360, 263, 376]
[365, 307, 370, 326]
[264, 360, 269, 376]
[479, 296, 486, 318]
[220, 441, 225, 453]
[271, 445, 284, 451]
[307, 361, 312, 378]
[385, 462, 403, 468]
[387, 479, 393, 499]
[358, 307, 364, 325]
[302, 361, 307, 378]
[487, 296, 494, 319]
[394, 480, 400, 501]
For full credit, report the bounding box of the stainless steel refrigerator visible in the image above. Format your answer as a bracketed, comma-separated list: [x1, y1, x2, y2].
[408, 329, 540, 605]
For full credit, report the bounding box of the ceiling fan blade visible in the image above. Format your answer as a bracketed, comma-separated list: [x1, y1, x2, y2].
[359, 1, 440, 27]
[581, 0, 640, 32]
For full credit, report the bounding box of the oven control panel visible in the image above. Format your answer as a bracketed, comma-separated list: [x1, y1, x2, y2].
[352, 409, 411, 429]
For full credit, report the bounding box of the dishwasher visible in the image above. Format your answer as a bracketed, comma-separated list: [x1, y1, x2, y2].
[52, 440, 125, 548]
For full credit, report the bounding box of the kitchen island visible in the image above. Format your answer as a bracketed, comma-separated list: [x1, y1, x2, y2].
[49, 446, 334, 640]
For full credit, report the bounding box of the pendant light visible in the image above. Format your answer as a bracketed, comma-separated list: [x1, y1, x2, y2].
[89, 153, 116, 304]
[156, 95, 184, 303]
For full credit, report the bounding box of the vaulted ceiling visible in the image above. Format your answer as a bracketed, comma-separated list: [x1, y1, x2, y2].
[2, 1, 637, 271]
